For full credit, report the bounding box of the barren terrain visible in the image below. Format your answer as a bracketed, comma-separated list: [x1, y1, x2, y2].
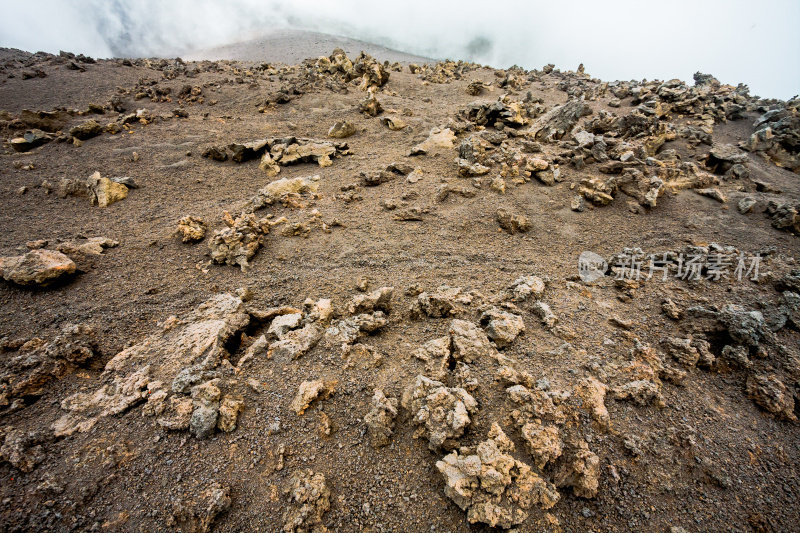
[0, 38, 798, 533]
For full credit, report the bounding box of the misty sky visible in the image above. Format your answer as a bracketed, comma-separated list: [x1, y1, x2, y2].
[0, 0, 798, 99]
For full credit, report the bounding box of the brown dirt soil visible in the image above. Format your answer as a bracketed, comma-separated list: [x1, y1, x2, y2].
[0, 45, 798, 533]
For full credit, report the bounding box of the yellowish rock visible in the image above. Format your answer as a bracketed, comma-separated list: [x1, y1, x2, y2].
[87, 171, 128, 207]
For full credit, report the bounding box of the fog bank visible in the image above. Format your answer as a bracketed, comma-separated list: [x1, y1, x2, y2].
[0, 0, 798, 99]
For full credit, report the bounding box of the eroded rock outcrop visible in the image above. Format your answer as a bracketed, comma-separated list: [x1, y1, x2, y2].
[55, 293, 249, 438]
[529, 99, 591, 142]
[742, 103, 800, 173]
[0, 324, 98, 406]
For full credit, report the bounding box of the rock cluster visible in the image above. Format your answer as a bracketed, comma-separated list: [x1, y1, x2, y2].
[743, 101, 800, 173]
[202, 137, 350, 177]
[0, 324, 97, 410]
[315, 48, 389, 91]
[55, 293, 250, 439]
[435, 423, 560, 528]
[459, 97, 528, 129]
[529, 99, 591, 141]
[208, 212, 271, 271]
[410, 60, 478, 84]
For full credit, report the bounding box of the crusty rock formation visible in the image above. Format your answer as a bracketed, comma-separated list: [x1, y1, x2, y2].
[282, 469, 331, 533]
[55, 293, 249, 437]
[436, 423, 560, 528]
[364, 389, 398, 447]
[177, 216, 207, 243]
[208, 212, 270, 270]
[402, 375, 478, 450]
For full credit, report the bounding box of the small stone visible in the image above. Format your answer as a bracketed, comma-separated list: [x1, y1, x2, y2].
[661, 337, 700, 367]
[87, 171, 128, 207]
[359, 93, 383, 116]
[282, 469, 330, 532]
[401, 374, 477, 450]
[177, 216, 207, 243]
[520, 422, 563, 469]
[208, 212, 270, 271]
[496, 208, 532, 234]
[490, 177, 506, 194]
[738, 197, 756, 214]
[746, 374, 796, 420]
[450, 319, 493, 362]
[695, 187, 727, 203]
[532, 302, 557, 327]
[327, 121, 356, 138]
[69, 119, 102, 140]
[291, 380, 334, 415]
[480, 307, 525, 348]
[202, 145, 228, 161]
[380, 116, 407, 130]
[364, 390, 398, 447]
[410, 127, 456, 155]
[190, 381, 221, 439]
[553, 438, 600, 498]
[509, 276, 545, 301]
[217, 396, 244, 432]
[661, 298, 683, 320]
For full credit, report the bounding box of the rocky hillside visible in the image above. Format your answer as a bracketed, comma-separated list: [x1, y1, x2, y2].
[0, 46, 798, 532]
